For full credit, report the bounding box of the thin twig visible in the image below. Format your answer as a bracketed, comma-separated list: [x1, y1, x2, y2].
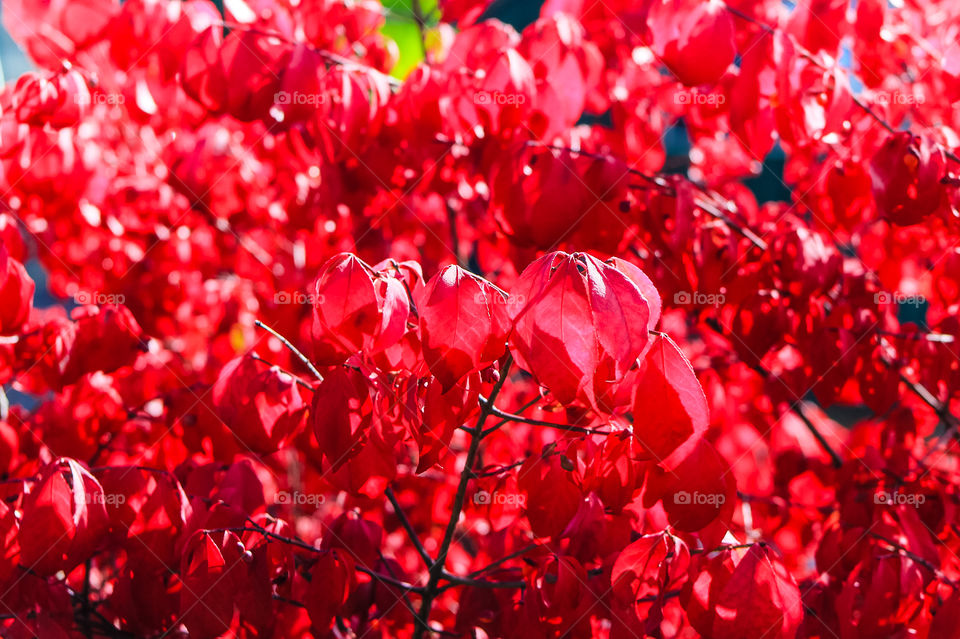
[722, 5, 775, 33]
[468, 543, 539, 578]
[871, 533, 960, 589]
[376, 549, 424, 625]
[474, 459, 528, 478]
[207, 522, 426, 593]
[791, 401, 844, 469]
[273, 594, 307, 608]
[254, 319, 324, 382]
[438, 572, 525, 591]
[81, 559, 93, 639]
[704, 318, 843, 468]
[480, 399, 613, 437]
[249, 353, 315, 391]
[693, 197, 768, 251]
[482, 394, 542, 436]
[385, 486, 434, 567]
[537, 140, 768, 251]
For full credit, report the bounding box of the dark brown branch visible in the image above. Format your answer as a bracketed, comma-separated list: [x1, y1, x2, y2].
[412, 355, 513, 638]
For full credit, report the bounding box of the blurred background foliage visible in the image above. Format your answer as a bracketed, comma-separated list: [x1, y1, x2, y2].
[0, 0, 790, 225]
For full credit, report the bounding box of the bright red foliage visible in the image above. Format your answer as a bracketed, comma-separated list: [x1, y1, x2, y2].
[1, 0, 960, 637]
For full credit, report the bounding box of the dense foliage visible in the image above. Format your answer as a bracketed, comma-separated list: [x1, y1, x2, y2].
[1, 0, 960, 637]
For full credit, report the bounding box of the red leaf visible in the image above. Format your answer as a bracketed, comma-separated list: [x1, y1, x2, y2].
[612, 532, 690, 631]
[518, 454, 582, 539]
[94, 466, 191, 572]
[179, 531, 236, 639]
[211, 354, 306, 454]
[648, 0, 736, 86]
[632, 333, 708, 460]
[685, 545, 803, 639]
[0, 500, 20, 583]
[785, 0, 849, 55]
[311, 367, 373, 471]
[19, 458, 109, 576]
[306, 550, 355, 634]
[419, 265, 509, 391]
[931, 590, 960, 639]
[412, 373, 480, 472]
[869, 132, 946, 226]
[508, 251, 651, 408]
[0, 254, 34, 336]
[224, 30, 292, 122]
[58, 0, 116, 48]
[320, 511, 383, 567]
[181, 26, 226, 112]
[607, 256, 662, 330]
[59, 304, 143, 386]
[312, 253, 381, 365]
[645, 438, 735, 532]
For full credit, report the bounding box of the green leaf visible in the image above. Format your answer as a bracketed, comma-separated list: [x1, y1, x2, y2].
[379, 0, 438, 79]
